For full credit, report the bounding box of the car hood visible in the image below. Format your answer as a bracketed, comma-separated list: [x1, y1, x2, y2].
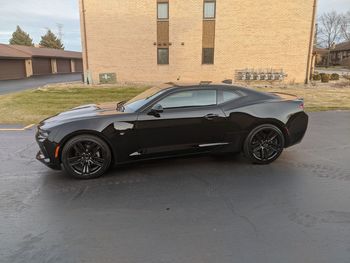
[40, 102, 125, 126]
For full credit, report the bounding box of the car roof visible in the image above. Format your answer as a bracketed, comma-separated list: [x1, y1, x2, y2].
[160, 83, 243, 92]
[127, 83, 272, 105]
[166, 83, 278, 101]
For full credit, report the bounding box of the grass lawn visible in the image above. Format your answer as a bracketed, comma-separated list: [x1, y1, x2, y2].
[0, 85, 148, 125]
[0, 83, 350, 125]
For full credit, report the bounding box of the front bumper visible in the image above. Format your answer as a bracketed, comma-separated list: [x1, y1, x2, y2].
[36, 150, 61, 170]
[35, 130, 61, 170]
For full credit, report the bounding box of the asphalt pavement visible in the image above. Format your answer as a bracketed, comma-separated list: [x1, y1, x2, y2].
[0, 111, 350, 263]
[0, 73, 82, 95]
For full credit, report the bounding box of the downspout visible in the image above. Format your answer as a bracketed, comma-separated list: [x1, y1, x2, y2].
[305, 0, 318, 84]
[81, 0, 91, 84]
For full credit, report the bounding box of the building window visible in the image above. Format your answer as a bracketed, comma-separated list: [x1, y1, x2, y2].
[204, 1, 215, 19]
[157, 2, 169, 20]
[202, 48, 214, 64]
[158, 48, 169, 64]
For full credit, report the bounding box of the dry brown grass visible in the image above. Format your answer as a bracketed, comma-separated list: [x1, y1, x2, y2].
[250, 82, 350, 112]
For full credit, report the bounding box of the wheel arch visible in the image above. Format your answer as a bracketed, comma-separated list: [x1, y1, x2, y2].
[57, 130, 116, 164]
[244, 118, 290, 149]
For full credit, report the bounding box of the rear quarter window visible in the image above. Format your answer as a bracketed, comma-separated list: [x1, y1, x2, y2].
[218, 90, 241, 104]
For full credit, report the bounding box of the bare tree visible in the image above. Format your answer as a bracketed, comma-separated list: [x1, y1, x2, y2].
[341, 11, 350, 41]
[318, 11, 343, 48]
[318, 11, 344, 67]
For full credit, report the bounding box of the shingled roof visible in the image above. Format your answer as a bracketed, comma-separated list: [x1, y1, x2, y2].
[333, 41, 350, 51]
[313, 47, 328, 54]
[0, 44, 82, 59]
[0, 44, 31, 59]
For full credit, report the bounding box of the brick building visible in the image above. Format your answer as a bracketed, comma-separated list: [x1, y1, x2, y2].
[79, 0, 317, 84]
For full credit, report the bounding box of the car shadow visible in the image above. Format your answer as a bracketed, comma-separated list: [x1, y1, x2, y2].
[106, 152, 247, 177]
[41, 152, 246, 184]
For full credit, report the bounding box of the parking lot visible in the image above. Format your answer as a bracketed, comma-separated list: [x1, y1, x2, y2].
[1, 111, 350, 263]
[0, 73, 82, 95]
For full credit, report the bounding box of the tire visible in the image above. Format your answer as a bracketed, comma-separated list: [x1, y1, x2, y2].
[61, 134, 112, 179]
[243, 124, 285, 164]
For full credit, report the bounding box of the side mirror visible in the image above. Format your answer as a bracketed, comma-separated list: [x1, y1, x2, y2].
[152, 104, 163, 113]
[148, 104, 163, 116]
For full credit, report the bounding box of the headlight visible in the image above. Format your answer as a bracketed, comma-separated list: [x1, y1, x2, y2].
[37, 129, 50, 142]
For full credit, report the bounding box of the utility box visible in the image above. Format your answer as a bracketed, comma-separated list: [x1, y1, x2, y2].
[99, 73, 117, 84]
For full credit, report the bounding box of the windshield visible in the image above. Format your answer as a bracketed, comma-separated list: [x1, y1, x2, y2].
[122, 87, 168, 112]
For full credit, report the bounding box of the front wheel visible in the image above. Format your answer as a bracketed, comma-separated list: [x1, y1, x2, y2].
[243, 124, 285, 164]
[61, 135, 112, 179]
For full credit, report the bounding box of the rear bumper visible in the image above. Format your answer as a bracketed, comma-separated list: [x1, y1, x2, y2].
[285, 111, 309, 147]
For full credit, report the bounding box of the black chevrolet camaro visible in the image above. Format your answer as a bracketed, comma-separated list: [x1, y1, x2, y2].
[36, 84, 308, 179]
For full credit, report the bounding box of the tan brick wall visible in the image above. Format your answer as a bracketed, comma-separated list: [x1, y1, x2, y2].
[25, 59, 33, 77]
[80, 0, 315, 84]
[70, 59, 76, 73]
[51, 58, 57, 74]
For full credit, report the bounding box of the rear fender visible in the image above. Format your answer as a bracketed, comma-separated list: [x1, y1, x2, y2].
[285, 111, 308, 147]
[225, 100, 306, 149]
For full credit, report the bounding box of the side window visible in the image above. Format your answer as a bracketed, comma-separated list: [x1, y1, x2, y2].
[218, 90, 240, 104]
[158, 90, 217, 109]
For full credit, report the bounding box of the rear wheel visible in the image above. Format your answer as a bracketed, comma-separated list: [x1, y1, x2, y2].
[243, 124, 285, 164]
[61, 135, 112, 179]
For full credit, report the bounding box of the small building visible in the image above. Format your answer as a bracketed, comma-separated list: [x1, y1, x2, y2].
[313, 47, 328, 67]
[79, 0, 317, 84]
[330, 41, 350, 67]
[0, 44, 83, 81]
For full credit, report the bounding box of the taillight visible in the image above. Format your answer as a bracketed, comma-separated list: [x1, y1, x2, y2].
[299, 102, 304, 110]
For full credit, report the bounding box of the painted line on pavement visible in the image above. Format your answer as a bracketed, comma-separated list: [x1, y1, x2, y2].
[0, 124, 35, 131]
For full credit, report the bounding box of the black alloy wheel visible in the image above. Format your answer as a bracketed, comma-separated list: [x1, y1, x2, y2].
[62, 135, 112, 179]
[243, 124, 285, 164]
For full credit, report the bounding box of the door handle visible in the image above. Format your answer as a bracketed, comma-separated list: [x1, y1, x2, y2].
[204, 113, 219, 120]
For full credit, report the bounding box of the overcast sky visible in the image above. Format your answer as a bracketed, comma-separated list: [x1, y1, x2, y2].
[0, 0, 81, 51]
[0, 0, 349, 51]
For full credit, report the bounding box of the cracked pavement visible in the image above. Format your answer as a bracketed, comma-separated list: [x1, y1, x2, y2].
[0, 111, 350, 263]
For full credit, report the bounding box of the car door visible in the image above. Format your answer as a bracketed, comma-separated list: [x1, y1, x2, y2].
[132, 88, 227, 159]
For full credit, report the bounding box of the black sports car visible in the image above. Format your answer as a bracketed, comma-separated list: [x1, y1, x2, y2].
[36, 84, 308, 179]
